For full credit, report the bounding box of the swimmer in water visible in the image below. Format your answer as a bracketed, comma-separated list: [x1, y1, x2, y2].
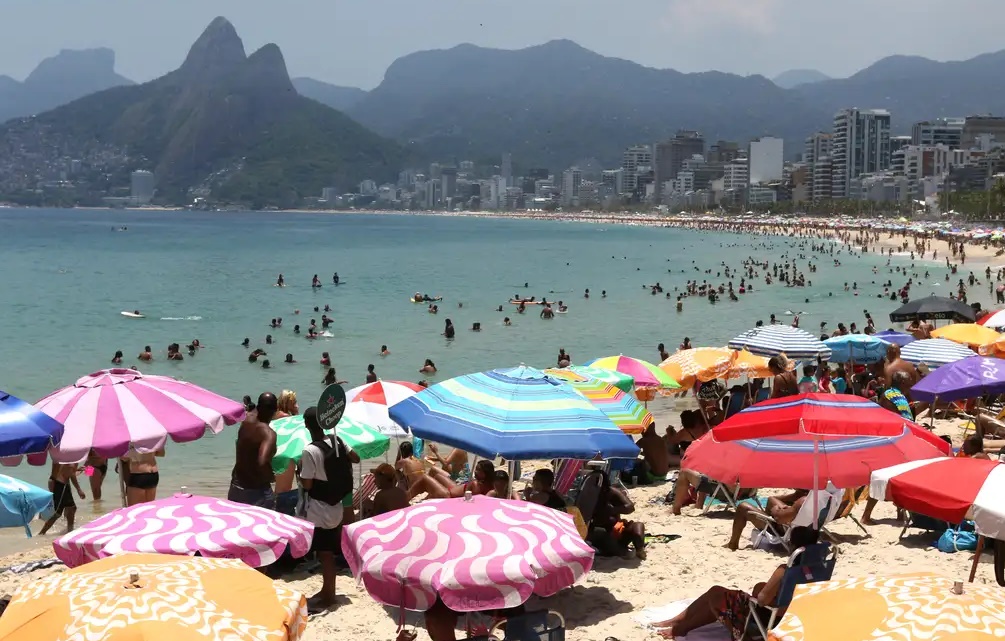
[285, 353, 296, 364]
[138, 346, 153, 361]
[111, 350, 123, 364]
[444, 319, 455, 339]
[420, 359, 437, 374]
[312, 274, 321, 288]
[241, 338, 250, 348]
[503, 317, 511, 326]
[380, 345, 390, 356]
[277, 274, 285, 287]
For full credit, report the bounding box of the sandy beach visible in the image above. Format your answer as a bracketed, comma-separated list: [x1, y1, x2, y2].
[2, 398, 996, 641]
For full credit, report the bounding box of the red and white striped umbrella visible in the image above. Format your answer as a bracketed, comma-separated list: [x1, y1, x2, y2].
[30, 369, 245, 465]
[977, 309, 1005, 328]
[870, 457, 1005, 537]
[344, 380, 424, 437]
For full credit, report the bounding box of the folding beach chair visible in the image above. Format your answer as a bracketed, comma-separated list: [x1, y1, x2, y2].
[567, 468, 604, 540]
[724, 392, 747, 419]
[752, 489, 841, 553]
[491, 610, 566, 641]
[820, 486, 870, 541]
[697, 476, 752, 514]
[553, 459, 585, 496]
[352, 473, 378, 516]
[899, 511, 951, 540]
[744, 543, 837, 639]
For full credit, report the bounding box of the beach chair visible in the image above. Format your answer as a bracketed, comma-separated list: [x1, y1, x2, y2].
[487, 610, 566, 641]
[697, 476, 749, 514]
[724, 392, 746, 418]
[352, 473, 378, 516]
[820, 486, 870, 541]
[567, 469, 604, 540]
[553, 459, 585, 496]
[752, 489, 841, 553]
[754, 387, 770, 404]
[744, 543, 837, 640]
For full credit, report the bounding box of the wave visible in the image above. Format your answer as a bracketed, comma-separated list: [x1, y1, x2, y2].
[160, 316, 203, 321]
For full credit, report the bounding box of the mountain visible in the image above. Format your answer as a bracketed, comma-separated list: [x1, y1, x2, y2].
[293, 77, 368, 112]
[346, 40, 826, 168]
[772, 69, 831, 89]
[0, 18, 409, 207]
[793, 50, 1005, 126]
[0, 48, 133, 124]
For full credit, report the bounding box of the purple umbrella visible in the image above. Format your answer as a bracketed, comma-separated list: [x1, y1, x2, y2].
[911, 356, 1005, 402]
[874, 330, 916, 347]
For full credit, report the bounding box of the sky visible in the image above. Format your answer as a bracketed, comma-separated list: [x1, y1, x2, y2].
[2, 0, 1004, 89]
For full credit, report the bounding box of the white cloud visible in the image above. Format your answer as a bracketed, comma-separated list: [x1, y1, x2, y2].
[661, 0, 782, 35]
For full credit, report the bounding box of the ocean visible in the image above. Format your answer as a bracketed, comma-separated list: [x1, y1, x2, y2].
[0, 208, 954, 551]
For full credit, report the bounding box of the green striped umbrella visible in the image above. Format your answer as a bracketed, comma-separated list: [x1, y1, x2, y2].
[269, 414, 390, 475]
[543, 366, 635, 394]
[557, 378, 653, 434]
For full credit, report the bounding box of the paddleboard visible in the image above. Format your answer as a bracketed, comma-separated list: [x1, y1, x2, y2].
[121, 311, 145, 318]
[556, 310, 568, 314]
[411, 297, 442, 303]
[510, 300, 545, 305]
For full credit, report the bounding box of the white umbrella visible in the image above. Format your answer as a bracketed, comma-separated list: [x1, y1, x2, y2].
[728, 325, 832, 360]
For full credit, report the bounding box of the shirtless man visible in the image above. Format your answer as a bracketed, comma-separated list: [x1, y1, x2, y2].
[883, 344, 919, 388]
[370, 463, 409, 516]
[39, 462, 85, 535]
[726, 490, 808, 551]
[228, 392, 278, 508]
[407, 460, 495, 501]
[138, 346, 153, 362]
[636, 422, 670, 479]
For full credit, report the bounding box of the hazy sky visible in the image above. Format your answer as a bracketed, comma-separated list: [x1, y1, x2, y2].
[2, 0, 1004, 89]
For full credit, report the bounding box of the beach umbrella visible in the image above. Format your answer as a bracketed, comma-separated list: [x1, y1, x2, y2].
[659, 348, 778, 390]
[52, 492, 314, 569]
[821, 335, 890, 364]
[873, 329, 916, 347]
[552, 377, 653, 434]
[979, 334, 1005, 357]
[889, 295, 976, 323]
[685, 425, 949, 490]
[343, 380, 423, 437]
[583, 355, 680, 390]
[388, 365, 639, 460]
[0, 553, 308, 641]
[900, 338, 974, 368]
[711, 394, 918, 441]
[31, 368, 245, 464]
[930, 323, 1002, 348]
[269, 413, 390, 476]
[0, 474, 52, 537]
[342, 495, 593, 612]
[977, 309, 1005, 327]
[910, 356, 1005, 403]
[768, 574, 1005, 641]
[870, 457, 1005, 538]
[0, 390, 63, 460]
[543, 366, 635, 393]
[727, 325, 832, 360]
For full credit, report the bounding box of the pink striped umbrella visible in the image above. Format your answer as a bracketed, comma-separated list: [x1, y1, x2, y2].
[53, 493, 314, 568]
[31, 368, 245, 464]
[342, 495, 593, 612]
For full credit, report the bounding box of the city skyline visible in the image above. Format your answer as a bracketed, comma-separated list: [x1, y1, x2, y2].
[0, 0, 1003, 89]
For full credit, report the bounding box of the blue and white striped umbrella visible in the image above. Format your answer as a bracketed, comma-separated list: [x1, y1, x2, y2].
[900, 338, 975, 368]
[728, 325, 832, 360]
[823, 335, 891, 364]
[0, 474, 52, 537]
[388, 365, 640, 460]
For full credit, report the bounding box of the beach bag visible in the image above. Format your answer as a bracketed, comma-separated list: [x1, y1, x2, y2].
[307, 436, 354, 505]
[937, 521, 978, 553]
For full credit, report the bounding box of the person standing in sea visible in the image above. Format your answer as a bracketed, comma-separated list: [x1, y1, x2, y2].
[228, 392, 278, 508]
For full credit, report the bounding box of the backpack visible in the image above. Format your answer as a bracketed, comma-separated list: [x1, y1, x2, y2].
[307, 435, 353, 505]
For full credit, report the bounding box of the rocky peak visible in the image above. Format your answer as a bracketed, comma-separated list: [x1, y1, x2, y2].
[179, 16, 247, 83]
[241, 44, 295, 94]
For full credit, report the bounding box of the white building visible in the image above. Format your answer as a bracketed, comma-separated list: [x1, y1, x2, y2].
[723, 159, 749, 191]
[321, 187, 339, 202]
[562, 167, 582, 206]
[912, 118, 964, 148]
[601, 169, 625, 196]
[748, 137, 784, 185]
[359, 179, 378, 196]
[130, 170, 155, 205]
[622, 145, 652, 193]
[831, 108, 891, 199]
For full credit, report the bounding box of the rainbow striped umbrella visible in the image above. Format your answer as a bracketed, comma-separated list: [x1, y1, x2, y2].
[388, 366, 639, 460]
[584, 355, 680, 390]
[543, 366, 634, 393]
[556, 377, 652, 434]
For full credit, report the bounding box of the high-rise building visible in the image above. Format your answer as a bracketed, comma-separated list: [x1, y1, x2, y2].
[723, 159, 748, 191]
[831, 108, 891, 199]
[459, 160, 476, 173]
[622, 145, 652, 193]
[804, 132, 832, 201]
[706, 141, 740, 164]
[527, 168, 549, 181]
[429, 163, 443, 180]
[601, 169, 625, 197]
[130, 170, 155, 204]
[501, 153, 513, 187]
[440, 167, 458, 202]
[562, 168, 582, 206]
[962, 116, 1005, 150]
[748, 137, 784, 185]
[912, 118, 964, 148]
[654, 131, 705, 198]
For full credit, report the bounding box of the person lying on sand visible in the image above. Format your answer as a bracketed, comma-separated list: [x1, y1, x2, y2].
[654, 526, 820, 639]
[726, 490, 808, 551]
[424, 442, 470, 481]
[407, 460, 495, 501]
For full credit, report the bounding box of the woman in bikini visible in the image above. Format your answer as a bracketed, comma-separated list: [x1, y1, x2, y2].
[85, 450, 108, 501]
[272, 390, 300, 515]
[407, 460, 495, 501]
[124, 448, 163, 506]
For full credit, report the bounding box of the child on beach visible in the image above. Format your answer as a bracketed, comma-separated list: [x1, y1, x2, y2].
[797, 364, 818, 394]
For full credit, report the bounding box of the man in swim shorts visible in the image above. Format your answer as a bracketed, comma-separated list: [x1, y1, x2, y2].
[228, 392, 278, 509]
[39, 462, 85, 534]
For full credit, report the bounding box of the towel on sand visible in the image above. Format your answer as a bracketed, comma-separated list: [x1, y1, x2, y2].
[634, 599, 732, 641]
[702, 495, 767, 510]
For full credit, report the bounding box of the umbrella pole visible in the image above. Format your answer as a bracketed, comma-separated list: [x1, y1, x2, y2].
[812, 435, 819, 521]
[119, 462, 127, 508]
[970, 535, 985, 582]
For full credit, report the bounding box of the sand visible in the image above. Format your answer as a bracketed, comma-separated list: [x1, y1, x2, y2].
[1, 398, 996, 641]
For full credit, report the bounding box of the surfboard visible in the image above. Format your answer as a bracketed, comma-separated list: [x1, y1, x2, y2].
[121, 311, 145, 318]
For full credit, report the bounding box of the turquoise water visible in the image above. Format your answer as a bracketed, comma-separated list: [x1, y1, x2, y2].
[0, 209, 956, 504]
